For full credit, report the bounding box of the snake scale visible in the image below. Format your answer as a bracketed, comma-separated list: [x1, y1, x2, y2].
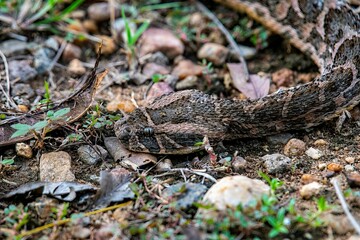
[115, 0, 360, 154]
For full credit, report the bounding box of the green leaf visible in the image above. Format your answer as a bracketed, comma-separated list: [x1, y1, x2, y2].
[131, 20, 150, 45]
[11, 123, 32, 131]
[122, 7, 132, 45]
[10, 128, 31, 138]
[52, 108, 70, 119]
[1, 158, 14, 165]
[32, 120, 48, 131]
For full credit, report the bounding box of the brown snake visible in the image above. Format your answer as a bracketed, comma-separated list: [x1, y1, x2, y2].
[115, 0, 360, 154]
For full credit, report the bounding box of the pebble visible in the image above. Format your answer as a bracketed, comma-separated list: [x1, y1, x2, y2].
[327, 163, 343, 172]
[171, 59, 203, 79]
[299, 182, 323, 199]
[156, 159, 173, 172]
[62, 43, 82, 62]
[11, 83, 35, 99]
[313, 139, 328, 146]
[345, 156, 355, 164]
[198, 175, 270, 218]
[88, 2, 118, 22]
[283, 138, 306, 157]
[95, 35, 117, 55]
[345, 165, 355, 172]
[82, 19, 98, 33]
[77, 145, 108, 165]
[9, 60, 37, 82]
[68, 59, 86, 75]
[17, 105, 29, 113]
[189, 12, 206, 27]
[163, 183, 207, 209]
[146, 82, 174, 102]
[15, 143, 33, 158]
[262, 153, 291, 174]
[346, 172, 360, 187]
[40, 151, 75, 181]
[231, 156, 247, 172]
[72, 226, 91, 239]
[301, 174, 317, 184]
[318, 163, 327, 170]
[33, 47, 56, 73]
[305, 147, 323, 160]
[0, 40, 30, 56]
[324, 213, 355, 235]
[197, 43, 229, 66]
[175, 76, 198, 90]
[139, 28, 184, 59]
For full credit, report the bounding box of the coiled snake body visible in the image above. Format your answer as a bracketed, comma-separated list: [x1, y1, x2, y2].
[115, 0, 360, 154]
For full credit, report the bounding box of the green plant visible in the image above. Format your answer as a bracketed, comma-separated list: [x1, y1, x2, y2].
[10, 107, 70, 138]
[39, 81, 52, 107]
[258, 171, 283, 196]
[3, 204, 30, 231]
[151, 73, 166, 83]
[1, 157, 14, 165]
[83, 105, 121, 129]
[265, 208, 289, 238]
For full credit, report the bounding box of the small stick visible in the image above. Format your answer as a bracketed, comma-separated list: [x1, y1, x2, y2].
[0, 49, 18, 109]
[195, 1, 249, 81]
[331, 178, 360, 235]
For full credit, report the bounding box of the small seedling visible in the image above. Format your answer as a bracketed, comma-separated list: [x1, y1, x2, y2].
[151, 73, 166, 83]
[1, 157, 15, 165]
[258, 171, 283, 196]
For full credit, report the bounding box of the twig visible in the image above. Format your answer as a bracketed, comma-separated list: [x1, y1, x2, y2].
[170, 168, 217, 183]
[195, 1, 249, 81]
[331, 178, 360, 235]
[0, 49, 18, 109]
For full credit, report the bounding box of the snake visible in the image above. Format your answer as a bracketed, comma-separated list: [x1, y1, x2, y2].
[115, 0, 360, 154]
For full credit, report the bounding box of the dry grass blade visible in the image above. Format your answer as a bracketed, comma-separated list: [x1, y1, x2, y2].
[0, 49, 18, 109]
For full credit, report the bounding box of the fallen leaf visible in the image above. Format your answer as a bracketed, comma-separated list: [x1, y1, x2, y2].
[227, 63, 270, 99]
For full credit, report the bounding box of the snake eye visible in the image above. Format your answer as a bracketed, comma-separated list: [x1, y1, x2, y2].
[143, 127, 154, 137]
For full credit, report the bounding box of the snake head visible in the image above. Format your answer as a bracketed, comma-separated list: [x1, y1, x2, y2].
[114, 107, 206, 154]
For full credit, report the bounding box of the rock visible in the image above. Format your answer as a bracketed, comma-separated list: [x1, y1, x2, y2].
[17, 105, 29, 113]
[163, 183, 207, 209]
[348, 235, 360, 240]
[142, 63, 170, 79]
[62, 43, 82, 62]
[189, 12, 206, 27]
[95, 35, 117, 55]
[283, 138, 306, 157]
[33, 47, 56, 73]
[15, 143, 33, 158]
[345, 157, 355, 164]
[301, 174, 318, 184]
[172, 60, 203, 79]
[327, 163, 343, 172]
[176, 76, 198, 90]
[198, 175, 270, 218]
[156, 159, 173, 172]
[11, 83, 35, 99]
[266, 133, 293, 145]
[88, 2, 119, 22]
[231, 156, 247, 172]
[72, 226, 91, 239]
[324, 213, 355, 235]
[346, 172, 360, 187]
[299, 182, 323, 199]
[262, 153, 291, 174]
[197, 43, 229, 66]
[305, 147, 323, 160]
[8, 60, 37, 82]
[318, 163, 327, 170]
[139, 28, 184, 59]
[82, 19, 98, 33]
[39, 151, 75, 182]
[77, 145, 108, 165]
[68, 59, 86, 75]
[146, 82, 173, 102]
[345, 165, 355, 172]
[313, 139, 328, 146]
[0, 40, 30, 56]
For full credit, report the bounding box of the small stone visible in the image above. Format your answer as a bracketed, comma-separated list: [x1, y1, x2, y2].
[68, 59, 86, 75]
[15, 143, 33, 158]
[163, 183, 207, 209]
[146, 82, 173, 102]
[95, 35, 117, 55]
[9, 60, 37, 82]
[262, 153, 291, 174]
[189, 12, 206, 27]
[172, 60, 203, 79]
[283, 138, 306, 157]
[17, 105, 29, 113]
[299, 182, 323, 199]
[11, 83, 35, 99]
[139, 28, 184, 59]
[0, 40, 30, 56]
[301, 174, 317, 184]
[318, 163, 327, 170]
[305, 147, 323, 160]
[345, 165, 355, 172]
[347, 235, 360, 240]
[88, 2, 118, 22]
[197, 43, 229, 66]
[324, 213, 355, 235]
[313, 139, 328, 146]
[142, 63, 170, 79]
[82, 19, 98, 33]
[346, 172, 360, 187]
[232, 156, 247, 172]
[345, 157, 355, 164]
[62, 43, 82, 62]
[72, 226, 91, 239]
[175, 76, 198, 90]
[40, 151, 75, 182]
[77, 145, 108, 165]
[198, 176, 270, 218]
[327, 163, 343, 172]
[156, 159, 173, 172]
